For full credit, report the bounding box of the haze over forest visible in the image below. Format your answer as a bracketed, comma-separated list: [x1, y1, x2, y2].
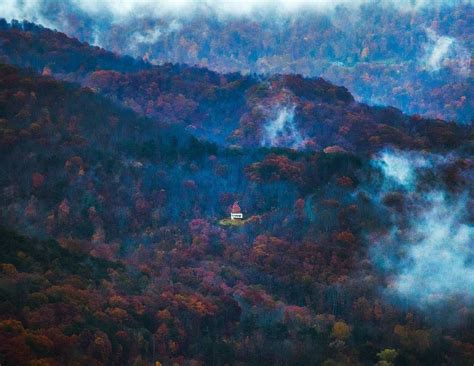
[0, 1, 472, 365]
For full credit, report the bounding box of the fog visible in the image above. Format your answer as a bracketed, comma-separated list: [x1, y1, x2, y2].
[370, 150, 474, 307]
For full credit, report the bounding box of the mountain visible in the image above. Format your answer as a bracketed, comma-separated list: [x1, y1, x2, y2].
[0, 19, 473, 366]
[1, 20, 471, 152]
[2, 1, 472, 123]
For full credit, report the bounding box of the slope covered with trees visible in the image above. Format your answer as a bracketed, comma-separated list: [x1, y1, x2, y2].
[3, 1, 472, 122]
[0, 20, 471, 152]
[0, 19, 473, 366]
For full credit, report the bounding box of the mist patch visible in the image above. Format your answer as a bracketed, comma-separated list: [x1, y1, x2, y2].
[421, 28, 470, 77]
[261, 106, 306, 149]
[370, 149, 474, 307]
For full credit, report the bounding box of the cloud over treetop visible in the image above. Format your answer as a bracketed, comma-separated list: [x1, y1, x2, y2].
[3, 0, 472, 21]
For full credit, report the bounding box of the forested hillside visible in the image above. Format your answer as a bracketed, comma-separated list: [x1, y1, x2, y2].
[0, 21, 471, 151]
[2, 1, 471, 122]
[0, 13, 473, 366]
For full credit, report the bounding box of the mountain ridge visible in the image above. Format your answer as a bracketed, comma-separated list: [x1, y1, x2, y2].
[1, 20, 471, 153]
[0, 16, 473, 366]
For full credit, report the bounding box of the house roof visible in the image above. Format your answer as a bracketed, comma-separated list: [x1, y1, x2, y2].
[231, 202, 241, 214]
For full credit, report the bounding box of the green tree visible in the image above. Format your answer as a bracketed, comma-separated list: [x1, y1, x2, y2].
[376, 348, 398, 366]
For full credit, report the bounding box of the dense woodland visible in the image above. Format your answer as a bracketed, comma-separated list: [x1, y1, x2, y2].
[6, 1, 472, 123]
[0, 20, 471, 151]
[0, 18, 473, 366]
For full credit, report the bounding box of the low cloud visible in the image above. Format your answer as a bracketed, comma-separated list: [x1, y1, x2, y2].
[2, 0, 469, 23]
[390, 192, 473, 303]
[261, 105, 306, 149]
[375, 150, 431, 187]
[128, 20, 182, 55]
[2, 0, 54, 28]
[422, 28, 471, 77]
[370, 150, 474, 307]
[131, 27, 162, 45]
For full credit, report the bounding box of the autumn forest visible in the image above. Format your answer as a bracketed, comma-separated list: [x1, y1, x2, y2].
[0, 1, 473, 365]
